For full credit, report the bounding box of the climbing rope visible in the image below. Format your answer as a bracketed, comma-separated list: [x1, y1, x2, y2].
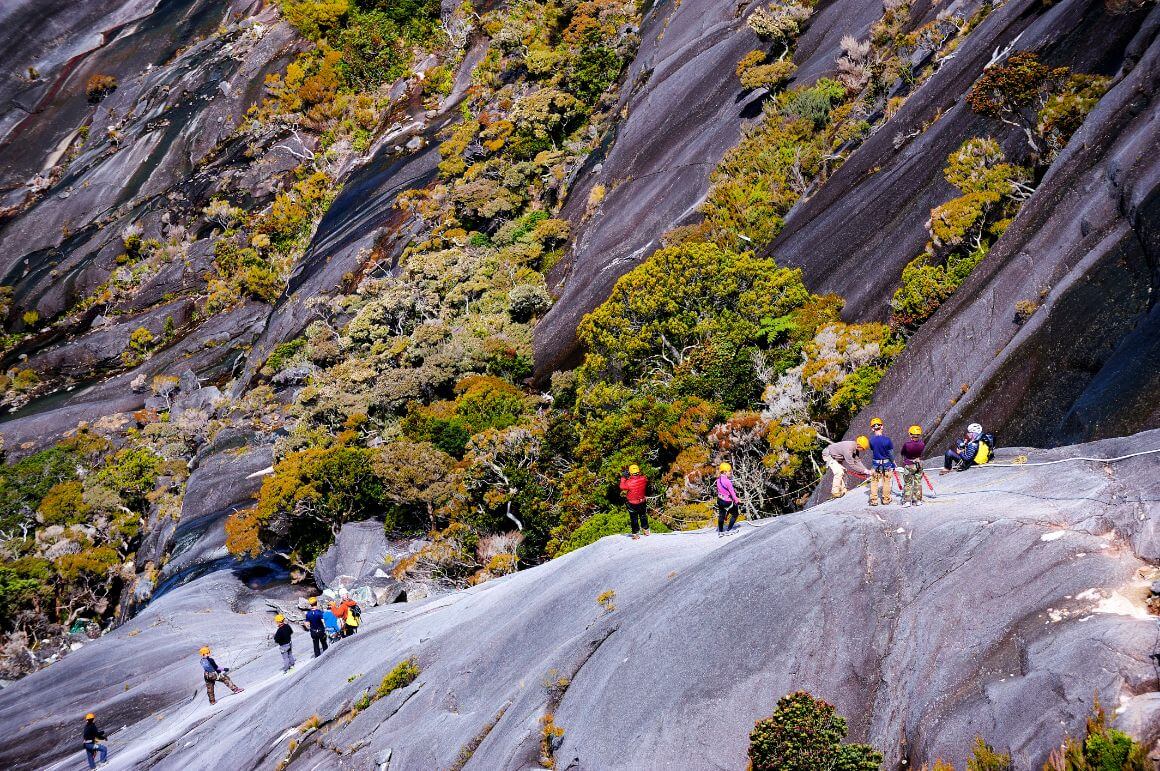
[972, 447, 1160, 468]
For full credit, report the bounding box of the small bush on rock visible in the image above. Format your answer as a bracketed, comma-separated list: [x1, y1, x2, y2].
[748, 691, 882, 771]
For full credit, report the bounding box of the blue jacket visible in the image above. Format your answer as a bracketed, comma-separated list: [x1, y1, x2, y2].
[305, 608, 326, 632]
[323, 610, 340, 635]
[869, 434, 895, 469]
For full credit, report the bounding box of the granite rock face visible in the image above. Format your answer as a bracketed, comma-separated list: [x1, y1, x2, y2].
[532, 0, 1159, 455]
[313, 519, 391, 589]
[2, 431, 1156, 770]
[851, 11, 1160, 451]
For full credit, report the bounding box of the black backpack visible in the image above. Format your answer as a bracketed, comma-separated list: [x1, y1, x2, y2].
[351, 604, 362, 619]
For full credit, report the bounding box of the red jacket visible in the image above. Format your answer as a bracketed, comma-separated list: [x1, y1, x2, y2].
[619, 474, 647, 504]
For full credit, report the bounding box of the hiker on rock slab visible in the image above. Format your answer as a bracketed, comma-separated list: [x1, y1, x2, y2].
[900, 425, 926, 508]
[199, 646, 243, 705]
[867, 417, 896, 506]
[82, 712, 108, 769]
[274, 614, 295, 673]
[716, 462, 741, 536]
[303, 596, 329, 657]
[619, 464, 651, 539]
[822, 436, 872, 499]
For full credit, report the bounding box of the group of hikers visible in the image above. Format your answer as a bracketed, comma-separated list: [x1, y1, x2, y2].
[615, 419, 995, 540]
[821, 417, 994, 505]
[77, 418, 995, 768]
[79, 593, 365, 768]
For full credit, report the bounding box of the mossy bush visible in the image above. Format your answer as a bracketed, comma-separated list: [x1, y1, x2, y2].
[748, 691, 882, 771]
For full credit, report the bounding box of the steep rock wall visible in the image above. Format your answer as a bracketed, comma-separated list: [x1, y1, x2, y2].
[851, 9, 1159, 451]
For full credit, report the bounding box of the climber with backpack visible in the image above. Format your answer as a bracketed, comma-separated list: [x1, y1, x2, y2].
[303, 596, 328, 657]
[716, 462, 742, 536]
[822, 435, 872, 499]
[942, 422, 994, 474]
[899, 425, 925, 507]
[199, 646, 243, 705]
[867, 418, 896, 506]
[344, 600, 362, 635]
[618, 464, 650, 539]
[273, 614, 295, 673]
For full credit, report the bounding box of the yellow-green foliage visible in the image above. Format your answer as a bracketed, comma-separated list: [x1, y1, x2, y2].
[890, 138, 1029, 334]
[278, 0, 350, 41]
[966, 738, 1013, 771]
[740, 61, 798, 91]
[376, 657, 420, 698]
[577, 242, 812, 389]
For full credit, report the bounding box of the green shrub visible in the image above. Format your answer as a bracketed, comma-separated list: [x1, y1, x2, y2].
[263, 338, 308, 376]
[376, 657, 420, 698]
[966, 738, 1012, 771]
[889, 138, 1029, 334]
[228, 444, 389, 562]
[1043, 698, 1150, 771]
[278, 0, 350, 41]
[779, 79, 846, 129]
[748, 691, 882, 771]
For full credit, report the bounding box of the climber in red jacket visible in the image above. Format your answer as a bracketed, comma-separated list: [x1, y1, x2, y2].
[619, 464, 650, 540]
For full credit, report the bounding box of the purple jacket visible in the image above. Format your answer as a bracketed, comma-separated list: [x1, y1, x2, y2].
[716, 474, 739, 503]
[900, 439, 925, 466]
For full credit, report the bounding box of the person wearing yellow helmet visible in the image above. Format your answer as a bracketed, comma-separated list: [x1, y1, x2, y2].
[822, 436, 872, 499]
[716, 462, 741, 536]
[899, 425, 926, 507]
[867, 418, 896, 506]
[83, 712, 107, 768]
[200, 646, 243, 705]
[274, 613, 295, 674]
[303, 597, 329, 657]
[619, 463, 650, 539]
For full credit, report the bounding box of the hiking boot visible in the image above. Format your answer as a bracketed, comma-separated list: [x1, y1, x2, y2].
[882, 498, 892, 505]
[642, 529, 651, 536]
[717, 531, 725, 538]
[868, 501, 878, 506]
[900, 501, 910, 508]
[939, 469, 951, 476]
[631, 534, 640, 540]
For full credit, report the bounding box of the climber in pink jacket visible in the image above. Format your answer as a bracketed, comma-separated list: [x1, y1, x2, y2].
[716, 463, 741, 536]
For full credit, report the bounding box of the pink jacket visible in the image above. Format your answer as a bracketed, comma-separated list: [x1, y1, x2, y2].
[716, 474, 739, 503]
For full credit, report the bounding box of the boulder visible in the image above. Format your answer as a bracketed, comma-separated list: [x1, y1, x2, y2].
[314, 520, 391, 589]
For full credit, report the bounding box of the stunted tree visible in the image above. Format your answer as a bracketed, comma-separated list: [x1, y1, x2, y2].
[747, 0, 814, 57]
[967, 51, 1108, 156]
[749, 691, 882, 771]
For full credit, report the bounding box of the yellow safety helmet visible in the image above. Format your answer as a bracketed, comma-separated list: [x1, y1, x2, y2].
[909, 425, 922, 436]
[308, 596, 318, 605]
[719, 462, 732, 473]
[85, 713, 95, 720]
[275, 614, 285, 622]
[628, 464, 640, 474]
[856, 435, 870, 450]
[870, 417, 884, 429]
[199, 646, 210, 656]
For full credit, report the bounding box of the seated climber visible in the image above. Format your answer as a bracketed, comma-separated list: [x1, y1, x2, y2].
[942, 423, 994, 474]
